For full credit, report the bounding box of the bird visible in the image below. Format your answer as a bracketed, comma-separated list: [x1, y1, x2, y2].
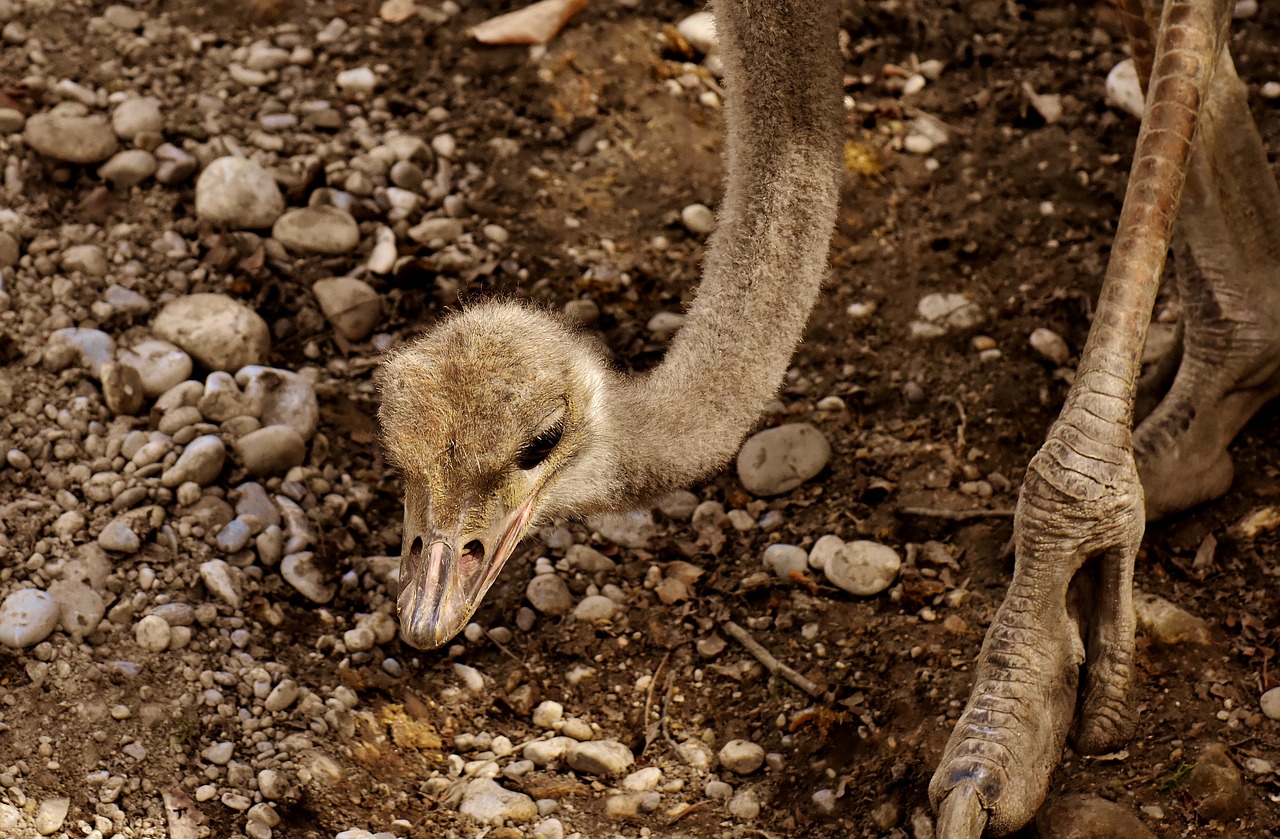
[379, 0, 844, 651]
[380, 0, 1280, 834]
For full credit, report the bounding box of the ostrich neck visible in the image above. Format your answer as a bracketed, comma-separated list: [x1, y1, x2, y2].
[594, 0, 844, 510]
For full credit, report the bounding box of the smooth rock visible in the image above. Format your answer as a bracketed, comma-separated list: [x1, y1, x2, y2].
[621, 766, 663, 792]
[0, 589, 61, 648]
[573, 595, 618, 623]
[458, 778, 537, 824]
[1106, 58, 1145, 119]
[736, 423, 831, 496]
[719, 739, 765, 774]
[657, 489, 699, 520]
[526, 574, 573, 616]
[1185, 743, 1248, 822]
[134, 613, 171, 652]
[112, 97, 163, 139]
[235, 425, 307, 476]
[728, 789, 761, 820]
[202, 741, 235, 765]
[62, 243, 108, 275]
[408, 217, 463, 245]
[152, 294, 270, 371]
[155, 143, 198, 185]
[1135, 592, 1211, 645]
[198, 371, 260, 422]
[565, 739, 634, 777]
[272, 206, 360, 254]
[1035, 794, 1155, 839]
[195, 156, 285, 229]
[1029, 327, 1071, 366]
[200, 559, 243, 608]
[281, 552, 335, 603]
[0, 108, 23, 133]
[763, 543, 808, 579]
[99, 149, 157, 188]
[565, 544, 615, 572]
[311, 277, 382, 341]
[681, 203, 716, 234]
[235, 366, 319, 441]
[1261, 687, 1280, 720]
[676, 10, 718, 54]
[98, 517, 141, 553]
[119, 340, 193, 397]
[24, 112, 118, 163]
[48, 579, 104, 642]
[100, 361, 145, 416]
[264, 679, 299, 711]
[34, 797, 69, 836]
[532, 701, 564, 728]
[49, 327, 115, 376]
[524, 736, 573, 766]
[823, 539, 901, 596]
[593, 510, 656, 548]
[915, 292, 984, 331]
[161, 435, 226, 487]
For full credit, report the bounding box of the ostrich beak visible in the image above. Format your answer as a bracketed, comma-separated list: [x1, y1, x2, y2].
[397, 497, 537, 650]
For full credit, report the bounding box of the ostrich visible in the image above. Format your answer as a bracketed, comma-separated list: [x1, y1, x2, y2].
[380, 0, 1280, 835]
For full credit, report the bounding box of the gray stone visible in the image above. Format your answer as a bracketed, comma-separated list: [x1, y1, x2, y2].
[0, 589, 61, 648]
[1029, 327, 1071, 366]
[681, 203, 716, 234]
[728, 789, 760, 820]
[1185, 743, 1248, 823]
[281, 552, 335, 603]
[34, 797, 69, 836]
[99, 149, 157, 188]
[98, 517, 141, 553]
[202, 741, 234, 765]
[718, 739, 765, 774]
[154, 143, 198, 185]
[1135, 592, 1211, 645]
[152, 294, 270, 371]
[134, 614, 171, 652]
[119, 340, 192, 397]
[195, 156, 284, 229]
[48, 579, 104, 642]
[593, 510, 656, 548]
[48, 327, 115, 376]
[407, 217, 463, 246]
[264, 679, 299, 711]
[235, 425, 307, 476]
[62, 244, 108, 275]
[657, 489, 700, 520]
[311, 277, 381, 341]
[621, 767, 663, 791]
[822, 539, 901, 596]
[1035, 794, 1155, 839]
[161, 435, 226, 487]
[458, 778, 537, 824]
[565, 544, 615, 572]
[272, 206, 360, 254]
[524, 736, 573, 766]
[736, 423, 831, 496]
[565, 739, 634, 777]
[200, 559, 242, 608]
[573, 594, 618, 623]
[1261, 687, 1280, 720]
[676, 10, 718, 54]
[763, 543, 808, 579]
[0, 108, 23, 133]
[236, 366, 320, 441]
[100, 361, 145, 416]
[24, 112, 117, 163]
[112, 97, 163, 139]
[526, 574, 573, 616]
[198, 371, 260, 422]
[915, 292, 984, 332]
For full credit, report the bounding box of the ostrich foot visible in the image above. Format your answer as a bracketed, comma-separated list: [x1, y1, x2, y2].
[930, 0, 1232, 833]
[1134, 47, 1280, 520]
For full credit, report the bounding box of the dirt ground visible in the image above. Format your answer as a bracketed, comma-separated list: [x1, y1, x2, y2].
[1, 0, 1278, 837]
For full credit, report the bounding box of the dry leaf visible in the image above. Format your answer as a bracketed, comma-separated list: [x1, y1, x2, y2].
[469, 0, 589, 46]
[380, 0, 416, 23]
[663, 561, 705, 586]
[655, 576, 691, 605]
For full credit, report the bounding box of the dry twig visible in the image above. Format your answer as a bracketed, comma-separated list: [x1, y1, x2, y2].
[897, 506, 1015, 521]
[721, 620, 824, 698]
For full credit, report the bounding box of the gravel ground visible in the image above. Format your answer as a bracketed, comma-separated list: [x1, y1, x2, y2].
[0, 1, 1278, 838]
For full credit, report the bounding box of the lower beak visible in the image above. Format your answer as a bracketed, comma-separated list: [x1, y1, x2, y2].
[397, 498, 536, 649]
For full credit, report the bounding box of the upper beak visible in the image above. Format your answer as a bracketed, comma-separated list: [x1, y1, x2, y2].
[396, 497, 536, 649]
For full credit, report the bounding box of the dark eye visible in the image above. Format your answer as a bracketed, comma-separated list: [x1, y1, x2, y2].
[516, 423, 563, 471]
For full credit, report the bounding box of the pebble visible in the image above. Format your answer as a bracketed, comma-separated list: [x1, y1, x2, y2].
[34, 797, 69, 836]
[532, 820, 564, 839]
[676, 10, 718, 55]
[0, 589, 61, 648]
[524, 737, 573, 766]
[658, 489, 699, 520]
[264, 679, 299, 712]
[681, 203, 716, 234]
[120, 340, 193, 397]
[1034, 794, 1153, 839]
[160, 435, 226, 487]
[155, 143, 198, 185]
[311, 277, 382, 341]
[134, 614, 171, 652]
[532, 700, 564, 728]
[573, 595, 618, 623]
[913, 292, 984, 335]
[728, 789, 761, 820]
[0, 107, 23, 133]
[272, 206, 360, 254]
[822, 538, 901, 596]
[24, 112, 118, 163]
[202, 741, 235, 765]
[47, 580, 104, 642]
[100, 361, 145, 416]
[1185, 742, 1248, 822]
[763, 543, 808, 579]
[718, 740, 765, 775]
[152, 293, 271, 371]
[336, 67, 378, 95]
[736, 423, 832, 496]
[236, 366, 319, 440]
[594, 509, 656, 548]
[194, 157, 285, 229]
[1106, 58, 1144, 119]
[235, 425, 307, 476]
[409, 216, 464, 246]
[1134, 592, 1211, 645]
[458, 778, 537, 824]
[99, 149, 157, 188]
[49, 327, 115, 376]
[1029, 327, 1071, 366]
[676, 739, 714, 771]
[526, 574, 573, 615]
[621, 766, 663, 791]
[98, 518, 141, 553]
[565, 739, 634, 777]
[647, 311, 685, 341]
[1261, 687, 1280, 720]
[604, 792, 656, 819]
[200, 559, 243, 608]
[281, 552, 336, 603]
[112, 97, 163, 139]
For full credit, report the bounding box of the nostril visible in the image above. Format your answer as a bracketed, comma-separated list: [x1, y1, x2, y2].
[410, 536, 424, 557]
[463, 540, 485, 562]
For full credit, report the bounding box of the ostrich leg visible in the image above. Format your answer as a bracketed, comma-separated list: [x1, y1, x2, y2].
[928, 0, 1233, 834]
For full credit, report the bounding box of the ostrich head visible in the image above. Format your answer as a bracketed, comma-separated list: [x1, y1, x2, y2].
[379, 302, 615, 649]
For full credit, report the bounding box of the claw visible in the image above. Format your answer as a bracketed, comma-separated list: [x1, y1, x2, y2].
[935, 782, 988, 839]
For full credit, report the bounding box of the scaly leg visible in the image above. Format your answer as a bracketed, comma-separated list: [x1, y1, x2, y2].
[928, 0, 1233, 834]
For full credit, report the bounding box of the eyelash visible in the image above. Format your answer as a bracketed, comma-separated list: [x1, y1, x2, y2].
[515, 423, 563, 471]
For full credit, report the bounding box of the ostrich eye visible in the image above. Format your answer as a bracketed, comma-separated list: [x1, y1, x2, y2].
[516, 422, 563, 471]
